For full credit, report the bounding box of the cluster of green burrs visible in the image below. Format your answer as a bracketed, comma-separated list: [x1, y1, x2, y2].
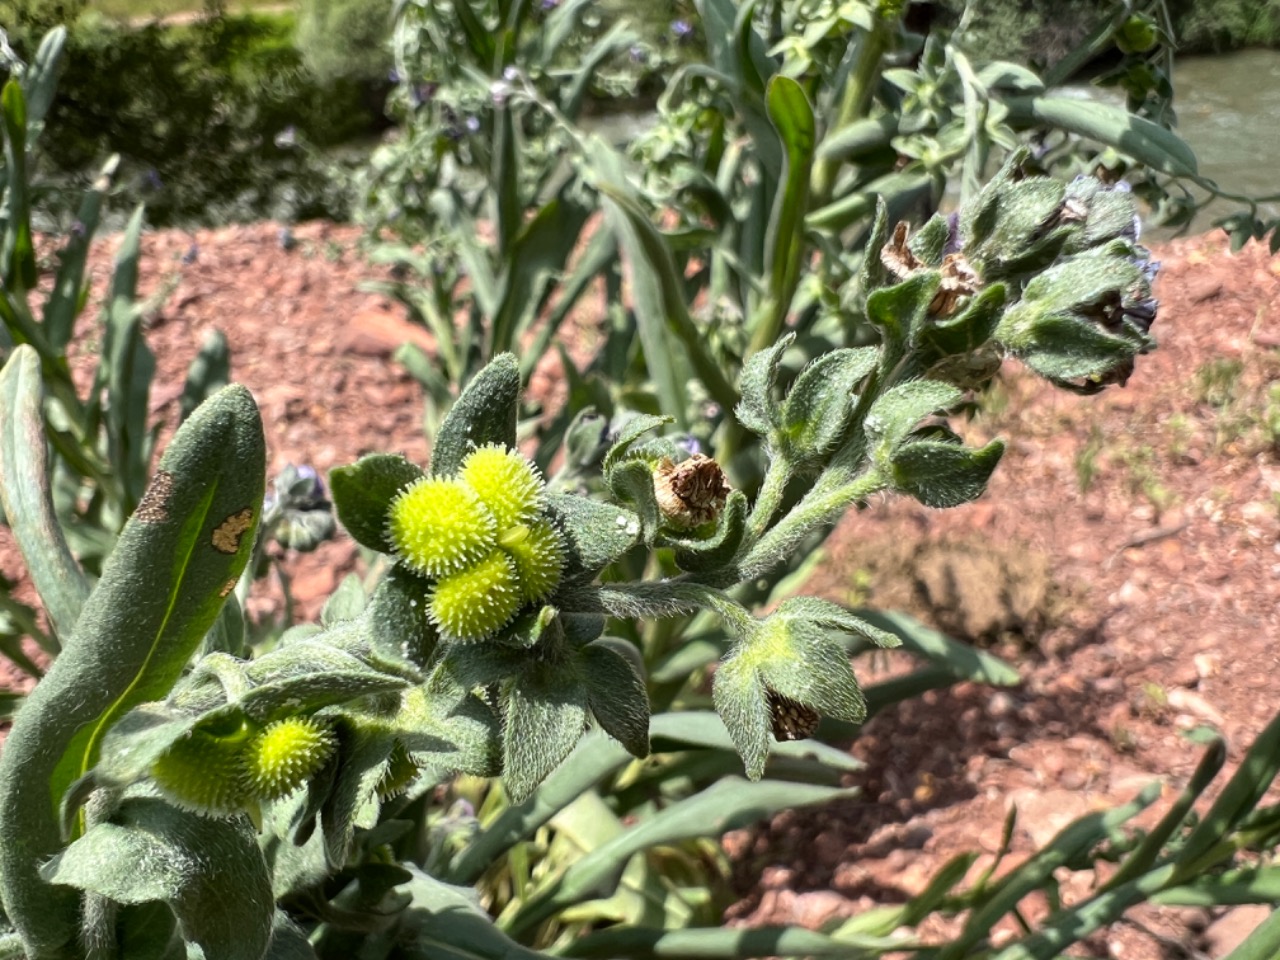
[386, 444, 566, 641]
[152, 716, 336, 815]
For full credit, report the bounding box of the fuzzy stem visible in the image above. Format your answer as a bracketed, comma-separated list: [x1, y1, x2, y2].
[739, 470, 888, 581]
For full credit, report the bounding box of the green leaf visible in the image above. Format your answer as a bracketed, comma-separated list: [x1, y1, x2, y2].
[320, 573, 367, 627]
[321, 721, 395, 868]
[760, 76, 816, 347]
[602, 414, 671, 474]
[865, 379, 963, 465]
[601, 190, 738, 422]
[45, 155, 117, 351]
[864, 273, 941, 365]
[545, 493, 641, 578]
[42, 797, 273, 960]
[178, 329, 231, 425]
[780, 348, 878, 468]
[102, 205, 154, 513]
[1003, 95, 1198, 178]
[1, 81, 35, 292]
[582, 642, 650, 759]
[848, 608, 1020, 685]
[892, 438, 1006, 508]
[0, 346, 89, 639]
[329, 454, 424, 553]
[431, 353, 520, 476]
[0, 384, 264, 957]
[447, 730, 631, 884]
[670, 489, 749, 573]
[606, 459, 661, 546]
[711, 651, 770, 780]
[508, 777, 855, 939]
[736, 333, 793, 437]
[503, 659, 590, 803]
[398, 866, 549, 960]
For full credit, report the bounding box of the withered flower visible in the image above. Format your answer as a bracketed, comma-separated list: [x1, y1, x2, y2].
[880, 221, 982, 318]
[653, 454, 731, 529]
[767, 690, 821, 741]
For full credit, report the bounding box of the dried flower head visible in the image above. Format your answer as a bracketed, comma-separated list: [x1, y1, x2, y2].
[654, 454, 731, 529]
[388, 478, 497, 577]
[244, 717, 336, 801]
[766, 689, 821, 741]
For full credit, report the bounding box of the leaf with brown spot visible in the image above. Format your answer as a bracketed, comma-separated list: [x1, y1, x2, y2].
[212, 508, 254, 554]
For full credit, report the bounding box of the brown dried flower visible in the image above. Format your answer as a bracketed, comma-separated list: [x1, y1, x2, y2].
[653, 454, 731, 529]
[880, 221, 982, 318]
[767, 689, 820, 741]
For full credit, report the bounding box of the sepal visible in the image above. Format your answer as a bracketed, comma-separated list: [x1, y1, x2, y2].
[329, 454, 424, 553]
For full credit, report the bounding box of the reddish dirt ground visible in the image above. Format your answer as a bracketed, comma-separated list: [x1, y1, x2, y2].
[3, 221, 1279, 957]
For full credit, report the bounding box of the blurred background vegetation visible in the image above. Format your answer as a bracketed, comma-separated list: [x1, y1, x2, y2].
[0, 0, 1276, 228]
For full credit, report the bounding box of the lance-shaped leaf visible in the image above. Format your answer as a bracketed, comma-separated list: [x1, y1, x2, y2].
[545, 492, 641, 578]
[430, 353, 520, 477]
[42, 797, 273, 960]
[864, 379, 963, 469]
[736, 333, 793, 437]
[0, 345, 89, 640]
[321, 720, 397, 868]
[0, 384, 264, 957]
[582, 641, 650, 759]
[503, 657, 590, 804]
[891, 438, 1006, 508]
[329, 454, 424, 553]
[397, 866, 549, 960]
[507, 777, 856, 939]
[780, 348, 878, 469]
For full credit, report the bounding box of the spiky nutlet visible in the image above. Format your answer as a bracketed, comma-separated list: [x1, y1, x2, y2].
[388, 477, 497, 577]
[151, 720, 257, 815]
[504, 519, 566, 602]
[459, 444, 543, 529]
[376, 741, 421, 799]
[244, 717, 336, 801]
[430, 549, 522, 641]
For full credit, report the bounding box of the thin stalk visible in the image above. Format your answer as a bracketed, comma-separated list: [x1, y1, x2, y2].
[739, 470, 887, 580]
[810, 13, 896, 205]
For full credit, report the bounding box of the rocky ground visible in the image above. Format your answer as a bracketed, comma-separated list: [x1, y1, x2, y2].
[3, 220, 1279, 958]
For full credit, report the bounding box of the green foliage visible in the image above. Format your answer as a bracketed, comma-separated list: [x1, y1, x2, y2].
[3, 12, 375, 227]
[295, 0, 394, 85]
[4, 9, 1280, 960]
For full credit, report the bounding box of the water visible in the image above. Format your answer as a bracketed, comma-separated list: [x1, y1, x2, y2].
[1173, 49, 1280, 208]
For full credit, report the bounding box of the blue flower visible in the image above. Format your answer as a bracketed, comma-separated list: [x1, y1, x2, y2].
[671, 19, 694, 39]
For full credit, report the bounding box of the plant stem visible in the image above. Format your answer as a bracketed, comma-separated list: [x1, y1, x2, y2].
[810, 13, 896, 206]
[740, 470, 887, 581]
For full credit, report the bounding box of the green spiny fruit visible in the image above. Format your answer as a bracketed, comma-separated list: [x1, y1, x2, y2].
[459, 444, 543, 530]
[376, 741, 421, 800]
[388, 477, 497, 577]
[151, 719, 257, 815]
[503, 519, 566, 602]
[244, 717, 336, 801]
[430, 549, 522, 641]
